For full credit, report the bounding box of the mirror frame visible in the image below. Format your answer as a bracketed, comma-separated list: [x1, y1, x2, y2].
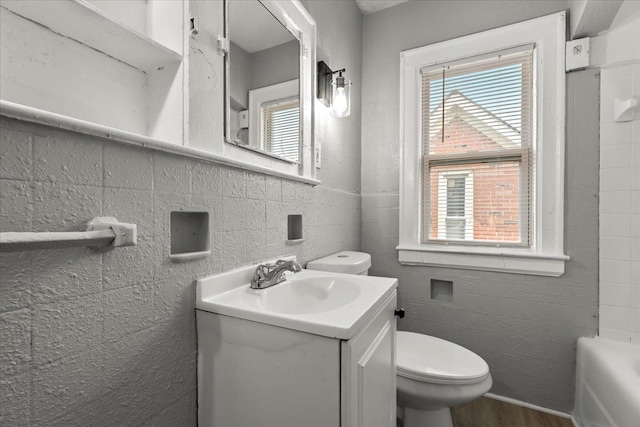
[223, 0, 317, 183]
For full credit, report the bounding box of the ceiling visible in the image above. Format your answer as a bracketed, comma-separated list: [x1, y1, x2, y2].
[355, 0, 409, 15]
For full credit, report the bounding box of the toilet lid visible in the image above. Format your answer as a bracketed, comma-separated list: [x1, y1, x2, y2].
[396, 331, 490, 384]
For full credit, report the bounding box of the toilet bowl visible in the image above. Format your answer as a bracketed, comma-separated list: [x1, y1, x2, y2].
[307, 251, 492, 427]
[396, 331, 492, 427]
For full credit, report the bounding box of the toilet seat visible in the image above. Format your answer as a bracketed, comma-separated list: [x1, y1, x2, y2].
[396, 331, 490, 385]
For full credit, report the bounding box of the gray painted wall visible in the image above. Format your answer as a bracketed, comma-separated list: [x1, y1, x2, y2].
[303, 0, 363, 193]
[0, 1, 363, 425]
[230, 41, 251, 109]
[250, 40, 299, 89]
[361, 0, 598, 412]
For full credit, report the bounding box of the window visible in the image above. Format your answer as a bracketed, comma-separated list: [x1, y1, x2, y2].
[262, 97, 300, 162]
[248, 79, 300, 163]
[423, 49, 532, 246]
[399, 12, 568, 276]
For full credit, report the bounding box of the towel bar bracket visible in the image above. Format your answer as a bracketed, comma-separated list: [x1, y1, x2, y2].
[87, 216, 137, 248]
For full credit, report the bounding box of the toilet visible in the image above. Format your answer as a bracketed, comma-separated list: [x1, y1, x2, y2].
[307, 251, 492, 427]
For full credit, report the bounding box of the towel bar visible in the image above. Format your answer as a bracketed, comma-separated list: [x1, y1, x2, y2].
[0, 217, 137, 252]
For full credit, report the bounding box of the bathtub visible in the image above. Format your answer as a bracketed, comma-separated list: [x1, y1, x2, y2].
[573, 337, 640, 427]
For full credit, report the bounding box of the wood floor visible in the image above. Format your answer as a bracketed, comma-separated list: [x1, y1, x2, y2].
[398, 397, 573, 427]
[450, 397, 573, 427]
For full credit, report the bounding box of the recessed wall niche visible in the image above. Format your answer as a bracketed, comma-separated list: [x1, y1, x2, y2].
[430, 279, 453, 302]
[170, 211, 210, 261]
[287, 214, 303, 242]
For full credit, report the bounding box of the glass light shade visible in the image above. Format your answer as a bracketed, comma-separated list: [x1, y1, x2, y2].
[330, 74, 351, 117]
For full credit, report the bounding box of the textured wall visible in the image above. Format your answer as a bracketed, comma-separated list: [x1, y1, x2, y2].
[0, 1, 363, 425]
[0, 117, 361, 426]
[361, 0, 599, 412]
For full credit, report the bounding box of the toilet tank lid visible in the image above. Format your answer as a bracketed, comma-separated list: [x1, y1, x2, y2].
[306, 251, 371, 275]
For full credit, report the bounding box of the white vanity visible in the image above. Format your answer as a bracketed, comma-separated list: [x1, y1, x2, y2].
[196, 258, 398, 427]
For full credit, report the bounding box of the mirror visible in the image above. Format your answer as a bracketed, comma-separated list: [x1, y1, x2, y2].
[225, 0, 302, 163]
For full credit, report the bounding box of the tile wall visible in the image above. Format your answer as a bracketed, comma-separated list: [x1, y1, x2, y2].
[599, 63, 640, 343]
[0, 117, 361, 425]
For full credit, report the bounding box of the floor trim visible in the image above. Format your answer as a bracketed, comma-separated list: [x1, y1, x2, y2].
[485, 393, 572, 419]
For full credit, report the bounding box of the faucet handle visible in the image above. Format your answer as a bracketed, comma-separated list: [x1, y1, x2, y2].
[275, 259, 302, 272]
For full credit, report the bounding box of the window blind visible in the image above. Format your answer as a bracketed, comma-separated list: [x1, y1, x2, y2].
[421, 47, 534, 245]
[261, 98, 300, 163]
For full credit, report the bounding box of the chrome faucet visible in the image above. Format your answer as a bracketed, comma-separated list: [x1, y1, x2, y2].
[250, 259, 302, 289]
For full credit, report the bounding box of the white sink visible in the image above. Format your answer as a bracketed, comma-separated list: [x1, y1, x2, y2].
[259, 276, 362, 314]
[196, 257, 397, 339]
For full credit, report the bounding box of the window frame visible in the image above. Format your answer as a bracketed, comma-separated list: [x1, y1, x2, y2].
[398, 11, 569, 276]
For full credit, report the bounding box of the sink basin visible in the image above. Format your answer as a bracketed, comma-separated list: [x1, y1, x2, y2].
[258, 276, 362, 314]
[196, 257, 397, 339]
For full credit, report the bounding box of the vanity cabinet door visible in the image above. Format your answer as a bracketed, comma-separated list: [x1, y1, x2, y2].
[341, 292, 397, 427]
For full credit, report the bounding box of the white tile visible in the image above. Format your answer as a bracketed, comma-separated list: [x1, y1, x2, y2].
[601, 71, 633, 123]
[632, 168, 640, 191]
[600, 144, 631, 169]
[633, 237, 640, 261]
[600, 121, 632, 145]
[632, 262, 640, 285]
[599, 305, 632, 331]
[631, 215, 640, 237]
[631, 285, 640, 308]
[632, 308, 640, 332]
[633, 133, 640, 167]
[632, 120, 640, 145]
[600, 168, 631, 191]
[600, 282, 631, 307]
[600, 259, 631, 284]
[632, 332, 640, 345]
[634, 70, 640, 97]
[600, 214, 631, 237]
[600, 191, 630, 214]
[632, 192, 640, 214]
[600, 236, 630, 260]
[599, 328, 631, 343]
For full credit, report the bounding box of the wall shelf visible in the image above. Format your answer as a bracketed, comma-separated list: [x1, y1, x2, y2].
[1, 0, 182, 73]
[1, 0, 188, 145]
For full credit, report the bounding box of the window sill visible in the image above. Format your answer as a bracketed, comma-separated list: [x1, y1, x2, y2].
[397, 245, 569, 277]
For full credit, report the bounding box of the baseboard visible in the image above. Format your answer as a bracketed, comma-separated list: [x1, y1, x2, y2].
[484, 393, 572, 419]
[571, 415, 581, 427]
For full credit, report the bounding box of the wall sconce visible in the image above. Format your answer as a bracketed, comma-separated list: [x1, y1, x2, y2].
[317, 61, 352, 118]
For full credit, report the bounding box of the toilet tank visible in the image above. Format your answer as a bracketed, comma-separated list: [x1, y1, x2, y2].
[306, 251, 372, 276]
